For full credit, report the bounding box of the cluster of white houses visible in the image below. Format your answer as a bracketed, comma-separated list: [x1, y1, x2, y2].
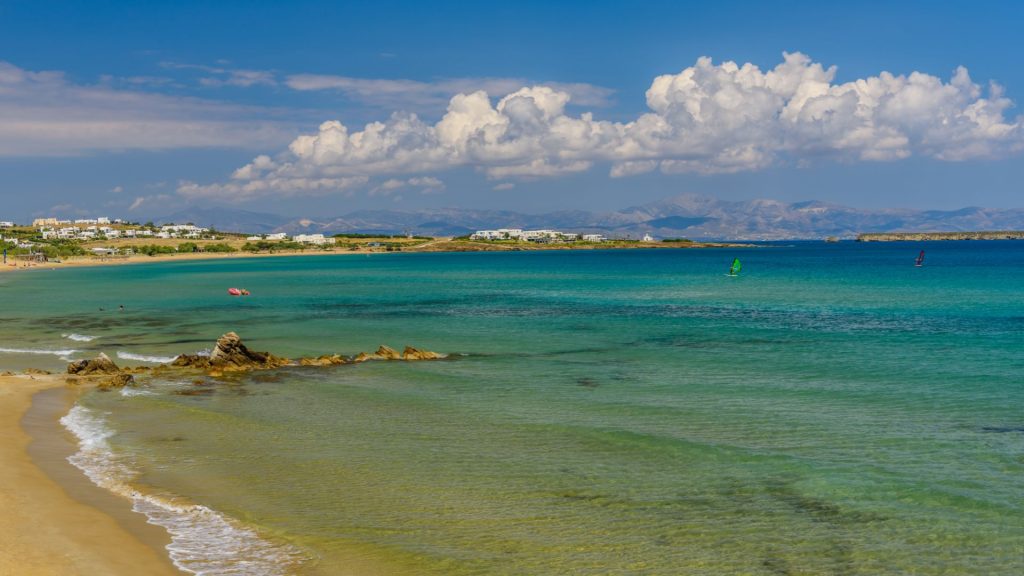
[246, 232, 335, 245]
[37, 223, 210, 241]
[470, 228, 610, 242]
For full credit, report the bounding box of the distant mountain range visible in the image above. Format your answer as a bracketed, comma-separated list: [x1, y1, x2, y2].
[159, 194, 1024, 240]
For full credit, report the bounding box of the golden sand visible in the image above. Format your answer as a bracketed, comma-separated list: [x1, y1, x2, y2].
[0, 374, 179, 575]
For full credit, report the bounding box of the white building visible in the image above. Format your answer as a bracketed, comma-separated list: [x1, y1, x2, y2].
[246, 235, 263, 241]
[581, 234, 606, 242]
[158, 224, 209, 239]
[470, 228, 524, 240]
[642, 233, 654, 242]
[294, 234, 335, 245]
[33, 218, 59, 227]
[0, 221, 13, 228]
[266, 232, 288, 241]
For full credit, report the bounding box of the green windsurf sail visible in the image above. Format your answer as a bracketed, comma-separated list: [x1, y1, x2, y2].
[729, 258, 741, 276]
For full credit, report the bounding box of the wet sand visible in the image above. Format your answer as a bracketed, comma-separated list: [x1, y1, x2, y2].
[0, 374, 180, 575]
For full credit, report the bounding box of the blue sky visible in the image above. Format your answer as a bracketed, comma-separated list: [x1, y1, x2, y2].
[0, 0, 1021, 220]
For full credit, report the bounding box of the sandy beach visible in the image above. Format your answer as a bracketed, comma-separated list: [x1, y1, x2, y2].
[0, 374, 179, 575]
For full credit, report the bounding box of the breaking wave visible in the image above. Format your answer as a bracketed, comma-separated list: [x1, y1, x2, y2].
[116, 351, 177, 364]
[60, 405, 306, 575]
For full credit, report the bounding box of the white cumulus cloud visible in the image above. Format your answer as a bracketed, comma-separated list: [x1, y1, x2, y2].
[181, 53, 1022, 200]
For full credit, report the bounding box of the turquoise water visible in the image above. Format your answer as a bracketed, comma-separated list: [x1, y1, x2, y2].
[3, 244, 1023, 574]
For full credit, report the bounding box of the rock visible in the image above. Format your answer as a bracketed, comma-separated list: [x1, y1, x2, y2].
[350, 346, 399, 363]
[207, 332, 291, 371]
[1, 370, 15, 376]
[25, 368, 53, 375]
[402, 346, 443, 361]
[375, 345, 402, 360]
[299, 354, 347, 366]
[171, 354, 212, 369]
[67, 353, 120, 376]
[97, 373, 135, 389]
[173, 333, 291, 373]
[351, 345, 443, 363]
[122, 366, 152, 374]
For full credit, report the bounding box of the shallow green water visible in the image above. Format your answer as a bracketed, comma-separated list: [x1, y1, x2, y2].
[3, 244, 1023, 574]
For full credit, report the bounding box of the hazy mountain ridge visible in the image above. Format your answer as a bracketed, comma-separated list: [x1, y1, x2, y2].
[160, 194, 1024, 240]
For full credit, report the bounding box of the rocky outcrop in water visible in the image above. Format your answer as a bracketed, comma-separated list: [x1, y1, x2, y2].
[97, 373, 136, 389]
[63, 333, 447, 386]
[353, 345, 447, 362]
[67, 353, 121, 375]
[402, 346, 444, 361]
[172, 332, 291, 372]
[298, 354, 348, 366]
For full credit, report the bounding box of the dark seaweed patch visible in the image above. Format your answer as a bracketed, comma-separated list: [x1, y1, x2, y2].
[981, 426, 1024, 433]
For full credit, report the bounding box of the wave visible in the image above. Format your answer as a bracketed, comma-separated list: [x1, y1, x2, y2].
[116, 351, 177, 364]
[119, 387, 157, 398]
[0, 346, 77, 361]
[60, 405, 305, 575]
[62, 333, 98, 342]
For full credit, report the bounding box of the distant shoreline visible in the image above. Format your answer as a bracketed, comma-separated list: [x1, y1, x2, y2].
[857, 231, 1024, 242]
[0, 239, 752, 273]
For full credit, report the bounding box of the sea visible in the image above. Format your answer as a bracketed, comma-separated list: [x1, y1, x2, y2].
[1, 242, 1022, 575]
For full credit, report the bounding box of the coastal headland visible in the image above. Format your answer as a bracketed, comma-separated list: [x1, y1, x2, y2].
[857, 230, 1024, 241]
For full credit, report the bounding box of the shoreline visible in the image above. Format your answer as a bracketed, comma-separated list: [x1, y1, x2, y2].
[0, 374, 180, 575]
[0, 240, 750, 274]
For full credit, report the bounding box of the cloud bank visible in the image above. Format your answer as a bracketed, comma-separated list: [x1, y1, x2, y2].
[0, 61, 293, 156]
[183, 52, 1022, 200]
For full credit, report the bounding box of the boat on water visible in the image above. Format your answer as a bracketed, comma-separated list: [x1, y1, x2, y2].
[728, 258, 741, 276]
[915, 250, 925, 267]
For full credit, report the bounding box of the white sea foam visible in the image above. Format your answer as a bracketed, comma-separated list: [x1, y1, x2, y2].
[62, 333, 98, 342]
[0, 346, 78, 362]
[119, 387, 157, 397]
[60, 405, 305, 575]
[116, 351, 177, 364]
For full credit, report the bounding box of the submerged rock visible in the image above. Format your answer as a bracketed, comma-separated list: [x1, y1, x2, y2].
[97, 373, 135, 390]
[67, 353, 120, 375]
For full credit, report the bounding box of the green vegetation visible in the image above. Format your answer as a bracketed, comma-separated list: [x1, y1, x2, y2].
[202, 243, 237, 253]
[133, 244, 178, 256]
[241, 240, 308, 252]
[178, 241, 236, 253]
[662, 238, 693, 243]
